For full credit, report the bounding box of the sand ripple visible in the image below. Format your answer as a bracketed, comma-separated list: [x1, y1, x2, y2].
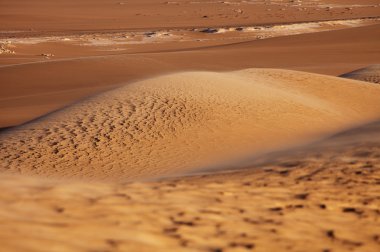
[2, 69, 380, 181]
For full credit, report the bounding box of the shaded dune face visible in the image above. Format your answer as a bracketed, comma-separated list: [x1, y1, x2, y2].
[340, 65, 380, 84]
[2, 69, 380, 181]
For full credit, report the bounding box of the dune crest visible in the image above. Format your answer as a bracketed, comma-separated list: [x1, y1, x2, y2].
[2, 69, 380, 181]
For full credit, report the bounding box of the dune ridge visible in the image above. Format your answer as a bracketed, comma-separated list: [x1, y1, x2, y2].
[340, 64, 380, 84]
[2, 68, 380, 181]
[2, 24, 380, 128]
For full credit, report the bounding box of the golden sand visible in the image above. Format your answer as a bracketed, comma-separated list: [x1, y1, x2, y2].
[2, 69, 380, 181]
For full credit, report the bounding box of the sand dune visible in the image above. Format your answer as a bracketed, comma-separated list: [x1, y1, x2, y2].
[2, 1, 380, 251]
[2, 24, 380, 128]
[2, 68, 380, 181]
[341, 64, 380, 84]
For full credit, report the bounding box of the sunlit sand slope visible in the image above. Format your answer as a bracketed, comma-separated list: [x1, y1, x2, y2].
[2, 69, 380, 181]
[341, 65, 380, 84]
[1, 119, 380, 252]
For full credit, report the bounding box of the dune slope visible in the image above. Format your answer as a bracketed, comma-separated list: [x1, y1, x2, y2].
[1, 119, 380, 252]
[2, 24, 380, 128]
[2, 69, 380, 181]
[341, 64, 380, 84]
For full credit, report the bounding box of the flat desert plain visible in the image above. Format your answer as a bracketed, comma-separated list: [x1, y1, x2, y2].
[1, 1, 380, 252]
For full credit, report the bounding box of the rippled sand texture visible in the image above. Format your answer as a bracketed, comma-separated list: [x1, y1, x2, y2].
[1, 119, 380, 252]
[341, 65, 380, 84]
[2, 69, 380, 181]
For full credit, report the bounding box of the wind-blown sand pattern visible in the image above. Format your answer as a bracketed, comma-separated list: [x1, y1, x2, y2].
[1, 118, 380, 252]
[341, 65, 380, 84]
[2, 69, 380, 181]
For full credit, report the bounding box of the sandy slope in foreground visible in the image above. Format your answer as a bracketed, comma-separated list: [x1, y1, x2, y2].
[2, 68, 380, 181]
[1, 102, 380, 252]
[1, 70, 380, 252]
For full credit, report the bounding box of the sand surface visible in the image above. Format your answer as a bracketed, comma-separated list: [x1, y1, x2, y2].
[2, 0, 380, 33]
[2, 23, 380, 128]
[1, 1, 380, 252]
[1, 0, 380, 128]
[1, 96, 380, 252]
[2, 69, 380, 181]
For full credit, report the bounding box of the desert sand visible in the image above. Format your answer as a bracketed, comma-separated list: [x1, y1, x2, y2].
[1, 1, 380, 128]
[2, 69, 380, 181]
[1, 68, 380, 252]
[1, 1, 380, 252]
[2, 0, 380, 33]
[1, 118, 380, 252]
[2, 23, 380, 128]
